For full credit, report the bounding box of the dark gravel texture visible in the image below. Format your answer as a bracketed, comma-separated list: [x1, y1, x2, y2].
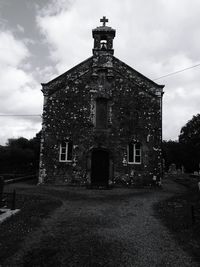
[0, 179, 199, 267]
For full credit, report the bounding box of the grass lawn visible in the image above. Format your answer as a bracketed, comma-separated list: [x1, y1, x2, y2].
[0, 182, 62, 263]
[154, 175, 200, 263]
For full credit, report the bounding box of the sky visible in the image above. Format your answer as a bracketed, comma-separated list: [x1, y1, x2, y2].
[0, 0, 200, 145]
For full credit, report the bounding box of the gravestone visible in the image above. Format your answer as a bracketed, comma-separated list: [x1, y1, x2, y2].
[0, 176, 4, 208]
[181, 165, 185, 174]
[168, 163, 177, 174]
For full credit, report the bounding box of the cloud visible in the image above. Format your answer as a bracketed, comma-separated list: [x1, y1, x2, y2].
[17, 24, 25, 33]
[0, 117, 42, 145]
[37, 5, 92, 73]
[0, 31, 29, 66]
[36, 0, 200, 141]
[0, 0, 199, 143]
[163, 74, 200, 140]
[0, 30, 42, 144]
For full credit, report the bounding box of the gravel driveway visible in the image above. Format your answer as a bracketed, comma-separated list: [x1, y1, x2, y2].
[3, 179, 199, 267]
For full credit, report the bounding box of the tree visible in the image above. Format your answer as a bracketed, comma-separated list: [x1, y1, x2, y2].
[0, 131, 41, 174]
[162, 140, 184, 171]
[6, 137, 29, 149]
[179, 114, 200, 172]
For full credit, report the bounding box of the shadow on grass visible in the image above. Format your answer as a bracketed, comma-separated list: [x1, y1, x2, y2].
[154, 189, 200, 264]
[0, 194, 62, 264]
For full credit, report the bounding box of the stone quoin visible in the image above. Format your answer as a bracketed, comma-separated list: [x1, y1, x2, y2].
[38, 17, 164, 187]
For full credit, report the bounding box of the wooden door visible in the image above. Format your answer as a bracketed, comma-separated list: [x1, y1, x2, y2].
[91, 149, 109, 186]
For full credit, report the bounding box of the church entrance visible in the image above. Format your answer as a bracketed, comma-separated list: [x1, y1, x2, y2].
[91, 149, 109, 187]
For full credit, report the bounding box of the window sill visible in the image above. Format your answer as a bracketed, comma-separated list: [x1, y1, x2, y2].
[59, 160, 73, 163]
[127, 162, 141, 165]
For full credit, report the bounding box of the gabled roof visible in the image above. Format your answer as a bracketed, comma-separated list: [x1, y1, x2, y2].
[41, 55, 164, 96]
[113, 56, 164, 91]
[41, 57, 93, 95]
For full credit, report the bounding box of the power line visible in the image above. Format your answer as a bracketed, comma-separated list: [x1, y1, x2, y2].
[0, 114, 41, 117]
[153, 63, 200, 81]
[0, 63, 200, 118]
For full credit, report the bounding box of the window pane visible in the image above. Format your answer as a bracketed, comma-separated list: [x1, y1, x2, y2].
[61, 153, 66, 161]
[67, 141, 73, 160]
[135, 143, 140, 149]
[61, 141, 66, 148]
[128, 143, 134, 162]
[135, 149, 140, 156]
[134, 143, 141, 163]
[135, 156, 141, 163]
[61, 147, 66, 153]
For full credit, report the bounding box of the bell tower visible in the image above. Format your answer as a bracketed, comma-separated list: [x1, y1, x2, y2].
[92, 16, 116, 55]
[91, 17, 116, 80]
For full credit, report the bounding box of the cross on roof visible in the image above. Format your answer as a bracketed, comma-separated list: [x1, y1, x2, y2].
[100, 16, 108, 26]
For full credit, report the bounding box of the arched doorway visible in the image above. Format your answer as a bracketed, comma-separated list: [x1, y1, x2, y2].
[91, 148, 109, 187]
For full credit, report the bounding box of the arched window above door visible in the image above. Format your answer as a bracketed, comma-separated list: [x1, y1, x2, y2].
[95, 97, 108, 129]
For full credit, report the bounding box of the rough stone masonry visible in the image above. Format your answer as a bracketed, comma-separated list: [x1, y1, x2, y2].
[38, 17, 164, 187]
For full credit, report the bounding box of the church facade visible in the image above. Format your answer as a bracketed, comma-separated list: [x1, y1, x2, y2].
[39, 17, 164, 187]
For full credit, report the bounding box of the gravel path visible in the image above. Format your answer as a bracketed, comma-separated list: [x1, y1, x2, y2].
[3, 180, 199, 267]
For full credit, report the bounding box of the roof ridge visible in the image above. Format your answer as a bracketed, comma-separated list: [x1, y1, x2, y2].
[41, 56, 93, 86]
[113, 56, 164, 89]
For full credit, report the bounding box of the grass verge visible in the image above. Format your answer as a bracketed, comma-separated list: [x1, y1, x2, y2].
[154, 186, 200, 263]
[0, 192, 62, 263]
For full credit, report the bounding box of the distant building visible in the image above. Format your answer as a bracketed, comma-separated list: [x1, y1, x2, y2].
[39, 17, 164, 187]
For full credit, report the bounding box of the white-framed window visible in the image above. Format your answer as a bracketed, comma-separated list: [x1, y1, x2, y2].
[128, 143, 141, 164]
[59, 141, 73, 162]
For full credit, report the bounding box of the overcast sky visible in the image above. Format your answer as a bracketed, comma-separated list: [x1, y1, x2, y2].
[0, 0, 200, 145]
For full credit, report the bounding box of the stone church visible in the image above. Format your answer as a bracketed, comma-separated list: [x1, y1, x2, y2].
[39, 17, 164, 187]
